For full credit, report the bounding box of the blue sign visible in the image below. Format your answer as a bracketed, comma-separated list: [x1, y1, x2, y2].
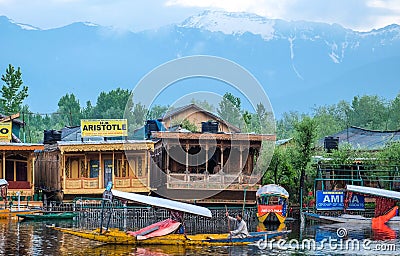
[316, 190, 364, 211]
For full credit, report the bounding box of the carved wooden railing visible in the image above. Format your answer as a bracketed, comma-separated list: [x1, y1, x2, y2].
[114, 177, 147, 188]
[65, 178, 82, 189]
[167, 173, 261, 190]
[82, 178, 99, 189]
[114, 177, 131, 188]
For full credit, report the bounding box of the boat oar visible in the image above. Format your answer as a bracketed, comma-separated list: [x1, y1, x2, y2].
[242, 188, 247, 217]
[225, 205, 231, 234]
[99, 200, 105, 234]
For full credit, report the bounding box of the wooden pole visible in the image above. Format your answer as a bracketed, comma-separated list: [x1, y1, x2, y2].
[242, 188, 247, 217]
[225, 204, 230, 234]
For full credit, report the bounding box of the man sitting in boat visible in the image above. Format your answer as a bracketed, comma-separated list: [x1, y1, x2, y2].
[225, 212, 249, 238]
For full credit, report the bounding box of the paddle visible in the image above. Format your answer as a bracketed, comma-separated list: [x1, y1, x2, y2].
[225, 205, 231, 236]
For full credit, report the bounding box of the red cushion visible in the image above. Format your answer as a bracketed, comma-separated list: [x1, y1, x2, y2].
[7, 181, 31, 189]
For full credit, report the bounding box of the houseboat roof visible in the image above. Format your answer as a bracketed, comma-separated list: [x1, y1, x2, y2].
[256, 184, 289, 198]
[319, 126, 400, 150]
[161, 103, 241, 133]
[0, 143, 44, 151]
[152, 131, 276, 142]
[0, 113, 24, 126]
[56, 140, 154, 152]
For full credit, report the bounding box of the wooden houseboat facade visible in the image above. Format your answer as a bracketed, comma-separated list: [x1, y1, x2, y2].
[150, 131, 275, 204]
[35, 140, 154, 199]
[0, 143, 44, 197]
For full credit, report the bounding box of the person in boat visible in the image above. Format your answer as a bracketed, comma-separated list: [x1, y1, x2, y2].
[225, 212, 249, 238]
[170, 210, 185, 234]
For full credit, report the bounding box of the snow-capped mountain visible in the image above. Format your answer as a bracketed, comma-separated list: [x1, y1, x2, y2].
[5, 17, 41, 30]
[180, 11, 276, 40]
[0, 12, 399, 116]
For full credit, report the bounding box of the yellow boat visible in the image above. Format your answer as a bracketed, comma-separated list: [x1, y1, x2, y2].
[50, 226, 291, 246]
[0, 208, 41, 219]
[49, 187, 291, 246]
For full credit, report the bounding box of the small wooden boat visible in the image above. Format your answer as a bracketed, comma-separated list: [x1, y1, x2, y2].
[303, 207, 400, 224]
[49, 226, 291, 246]
[127, 219, 182, 240]
[50, 188, 291, 245]
[256, 184, 289, 224]
[17, 212, 77, 221]
[0, 208, 42, 219]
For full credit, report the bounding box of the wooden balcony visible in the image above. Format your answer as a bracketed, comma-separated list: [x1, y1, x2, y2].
[65, 177, 147, 192]
[65, 178, 99, 189]
[114, 177, 147, 188]
[166, 173, 261, 191]
[65, 178, 82, 189]
[83, 178, 99, 189]
[114, 177, 131, 188]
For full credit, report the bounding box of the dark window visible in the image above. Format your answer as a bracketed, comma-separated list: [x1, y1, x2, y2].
[16, 161, 27, 181]
[5, 161, 14, 181]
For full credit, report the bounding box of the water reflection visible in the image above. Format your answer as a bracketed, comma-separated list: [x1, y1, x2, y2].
[0, 218, 399, 255]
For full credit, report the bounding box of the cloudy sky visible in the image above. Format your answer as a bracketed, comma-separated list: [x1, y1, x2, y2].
[0, 0, 399, 31]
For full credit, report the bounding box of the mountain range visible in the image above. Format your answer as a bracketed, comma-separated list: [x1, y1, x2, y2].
[0, 10, 399, 117]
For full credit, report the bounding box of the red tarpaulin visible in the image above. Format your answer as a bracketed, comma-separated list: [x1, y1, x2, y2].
[375, 197, 397, 217]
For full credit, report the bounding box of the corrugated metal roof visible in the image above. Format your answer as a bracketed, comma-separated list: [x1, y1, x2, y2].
[276, 138, 292, 146]
[319, 126, 400, 150]
[162, 103, 241, 133]
[0, 113, 24, 125]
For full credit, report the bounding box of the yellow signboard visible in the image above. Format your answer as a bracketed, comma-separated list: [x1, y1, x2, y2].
[81, 119, 128, 137]
[0, 122, 12, 142]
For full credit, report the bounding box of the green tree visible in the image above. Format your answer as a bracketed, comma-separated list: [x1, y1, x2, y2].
[349, 95, 388, 130]
[218, 92, 242, 128]
[312, 102, 349, 139]
[242, 110, 252, 132]
[92, 88, 131, 119]
[147, 105, 169, 120]
[81, 101, 94, 119]
[0, 64, 28, 115]
[180, 118, 198, 132]
[190, 99, 215, 112]
[263, 146, 297, 197]
[254, 103, 275, 134]
[56, 93, 81, 126]
[131, 102, 147, 126]
[292, 117, 318, 206]
[379, 142, 400, 165]
[388, 94, 400, 130]
[276, 111, 303, 139]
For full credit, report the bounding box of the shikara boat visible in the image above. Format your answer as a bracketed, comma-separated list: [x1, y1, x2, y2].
[50, 189, 291, 245]
[17, 212, 77, 221]
[303, 185, 400, 225]
[50, 226, 291, 246]
[256, 184, 289, 224]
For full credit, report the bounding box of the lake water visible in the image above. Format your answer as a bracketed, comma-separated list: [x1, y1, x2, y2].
[0, 217, 399, 255]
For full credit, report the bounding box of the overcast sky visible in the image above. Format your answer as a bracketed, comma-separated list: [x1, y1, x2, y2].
[0, 0, 399, 31]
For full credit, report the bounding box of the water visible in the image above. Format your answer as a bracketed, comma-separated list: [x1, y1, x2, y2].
[0, 217, 399, 255]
